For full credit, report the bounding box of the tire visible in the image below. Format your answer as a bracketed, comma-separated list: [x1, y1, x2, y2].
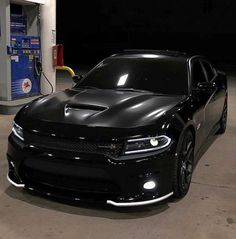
[217, 99, 227, 134]
[173, 130, 195, 198]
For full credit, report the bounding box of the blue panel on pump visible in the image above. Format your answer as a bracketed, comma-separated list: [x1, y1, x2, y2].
[11, 36, 40, 49]
[11, 36, 41, 99]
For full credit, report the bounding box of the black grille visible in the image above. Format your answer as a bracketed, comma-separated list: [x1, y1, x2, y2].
[24, 132, 123, 157]
[22, 167, 120, 194]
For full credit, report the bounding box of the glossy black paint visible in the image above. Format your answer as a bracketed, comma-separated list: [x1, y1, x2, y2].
[7, 51, 227, 205]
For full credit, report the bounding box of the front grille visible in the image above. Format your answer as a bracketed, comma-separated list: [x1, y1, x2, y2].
[24, 132, 123, 157]
[22, 167, 120, 194]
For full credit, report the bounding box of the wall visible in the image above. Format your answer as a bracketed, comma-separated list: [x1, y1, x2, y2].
[57, 0, 236, 65]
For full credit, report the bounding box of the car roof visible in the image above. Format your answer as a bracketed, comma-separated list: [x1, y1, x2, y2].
[111, 49, 198, 60]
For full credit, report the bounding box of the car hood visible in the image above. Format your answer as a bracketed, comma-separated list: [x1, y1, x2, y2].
[20, 88, 185, 129]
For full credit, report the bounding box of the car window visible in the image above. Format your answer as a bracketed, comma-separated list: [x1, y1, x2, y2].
[76, 56, 189, 95]
[201, 61, 215, 81]
[191, 60, 207, 87]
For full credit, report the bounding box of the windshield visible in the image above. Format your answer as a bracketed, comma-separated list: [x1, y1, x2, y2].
[76, 55, 188, 95]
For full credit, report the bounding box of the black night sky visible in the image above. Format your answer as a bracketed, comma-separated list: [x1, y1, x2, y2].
[57, 0, 236, 66]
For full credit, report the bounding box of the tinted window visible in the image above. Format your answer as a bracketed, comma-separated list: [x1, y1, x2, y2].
[76, 56, 188, 95]
[192, 60, 207, 87]
[201, 61, 215, 81]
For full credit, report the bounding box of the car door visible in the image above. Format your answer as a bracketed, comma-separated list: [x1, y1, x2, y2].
[200, 60, 225, 126]
[191, 59, 215, 149]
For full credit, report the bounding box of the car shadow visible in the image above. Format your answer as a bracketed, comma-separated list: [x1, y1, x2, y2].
[194, 134, 218, 166]
[4, 186, 170, 219]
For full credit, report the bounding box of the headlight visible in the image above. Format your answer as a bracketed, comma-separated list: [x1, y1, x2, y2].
[124, 135, 171, 154]
[12, 122, 24, 141]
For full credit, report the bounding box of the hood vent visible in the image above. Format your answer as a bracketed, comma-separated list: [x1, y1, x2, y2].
[65, 104, 108, 112]
[64, 104, 108, 119]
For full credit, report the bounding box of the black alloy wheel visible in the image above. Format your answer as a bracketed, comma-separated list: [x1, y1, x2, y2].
[173, 130, 194, 198]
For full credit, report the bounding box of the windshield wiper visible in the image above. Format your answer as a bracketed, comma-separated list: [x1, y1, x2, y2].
[115, 88, 168, 95]
[114, 88, 153, 93]
[77, 86, 100, 90]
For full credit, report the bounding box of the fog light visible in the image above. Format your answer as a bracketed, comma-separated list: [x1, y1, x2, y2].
[143, 180, 156, 190]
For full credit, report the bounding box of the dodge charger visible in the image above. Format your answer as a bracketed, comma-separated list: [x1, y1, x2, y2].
[7, 50, 227, 207]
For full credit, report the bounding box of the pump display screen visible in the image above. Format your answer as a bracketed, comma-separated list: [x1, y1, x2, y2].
[22, 38, 30, 48]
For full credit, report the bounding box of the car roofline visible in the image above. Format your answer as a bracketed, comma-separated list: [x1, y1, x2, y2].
[111, 49, 189, 58]
[110, 50, 206, 60]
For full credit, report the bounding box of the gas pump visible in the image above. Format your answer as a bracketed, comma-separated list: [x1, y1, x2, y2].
[8, 3, 41, 99]
[0, 0, 56, 115]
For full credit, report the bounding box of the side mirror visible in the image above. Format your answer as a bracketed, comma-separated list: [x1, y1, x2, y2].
[72, 75, 83, 84]
[197, 82, 216, 91]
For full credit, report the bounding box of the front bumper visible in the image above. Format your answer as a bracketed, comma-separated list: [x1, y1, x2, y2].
[7, 173, 173, 206]
[7, 134, 175, 207]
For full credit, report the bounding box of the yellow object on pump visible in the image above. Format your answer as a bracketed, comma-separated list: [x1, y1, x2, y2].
[55, 66, 76, 78]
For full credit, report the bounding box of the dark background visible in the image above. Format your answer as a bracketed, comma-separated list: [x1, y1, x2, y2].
[57, 0, 236, 67]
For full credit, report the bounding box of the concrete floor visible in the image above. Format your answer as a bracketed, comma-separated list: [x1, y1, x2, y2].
[0, 72, 235, 239]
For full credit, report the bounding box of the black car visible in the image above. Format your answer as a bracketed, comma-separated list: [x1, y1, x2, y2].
[7, 50, 227, 207]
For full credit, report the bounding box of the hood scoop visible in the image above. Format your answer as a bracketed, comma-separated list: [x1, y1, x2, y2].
[65, 104, 108, 111]
[64, 104, 108, 120]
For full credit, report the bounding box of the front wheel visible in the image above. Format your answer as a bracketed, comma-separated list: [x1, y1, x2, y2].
[173, 130, 194, 198]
